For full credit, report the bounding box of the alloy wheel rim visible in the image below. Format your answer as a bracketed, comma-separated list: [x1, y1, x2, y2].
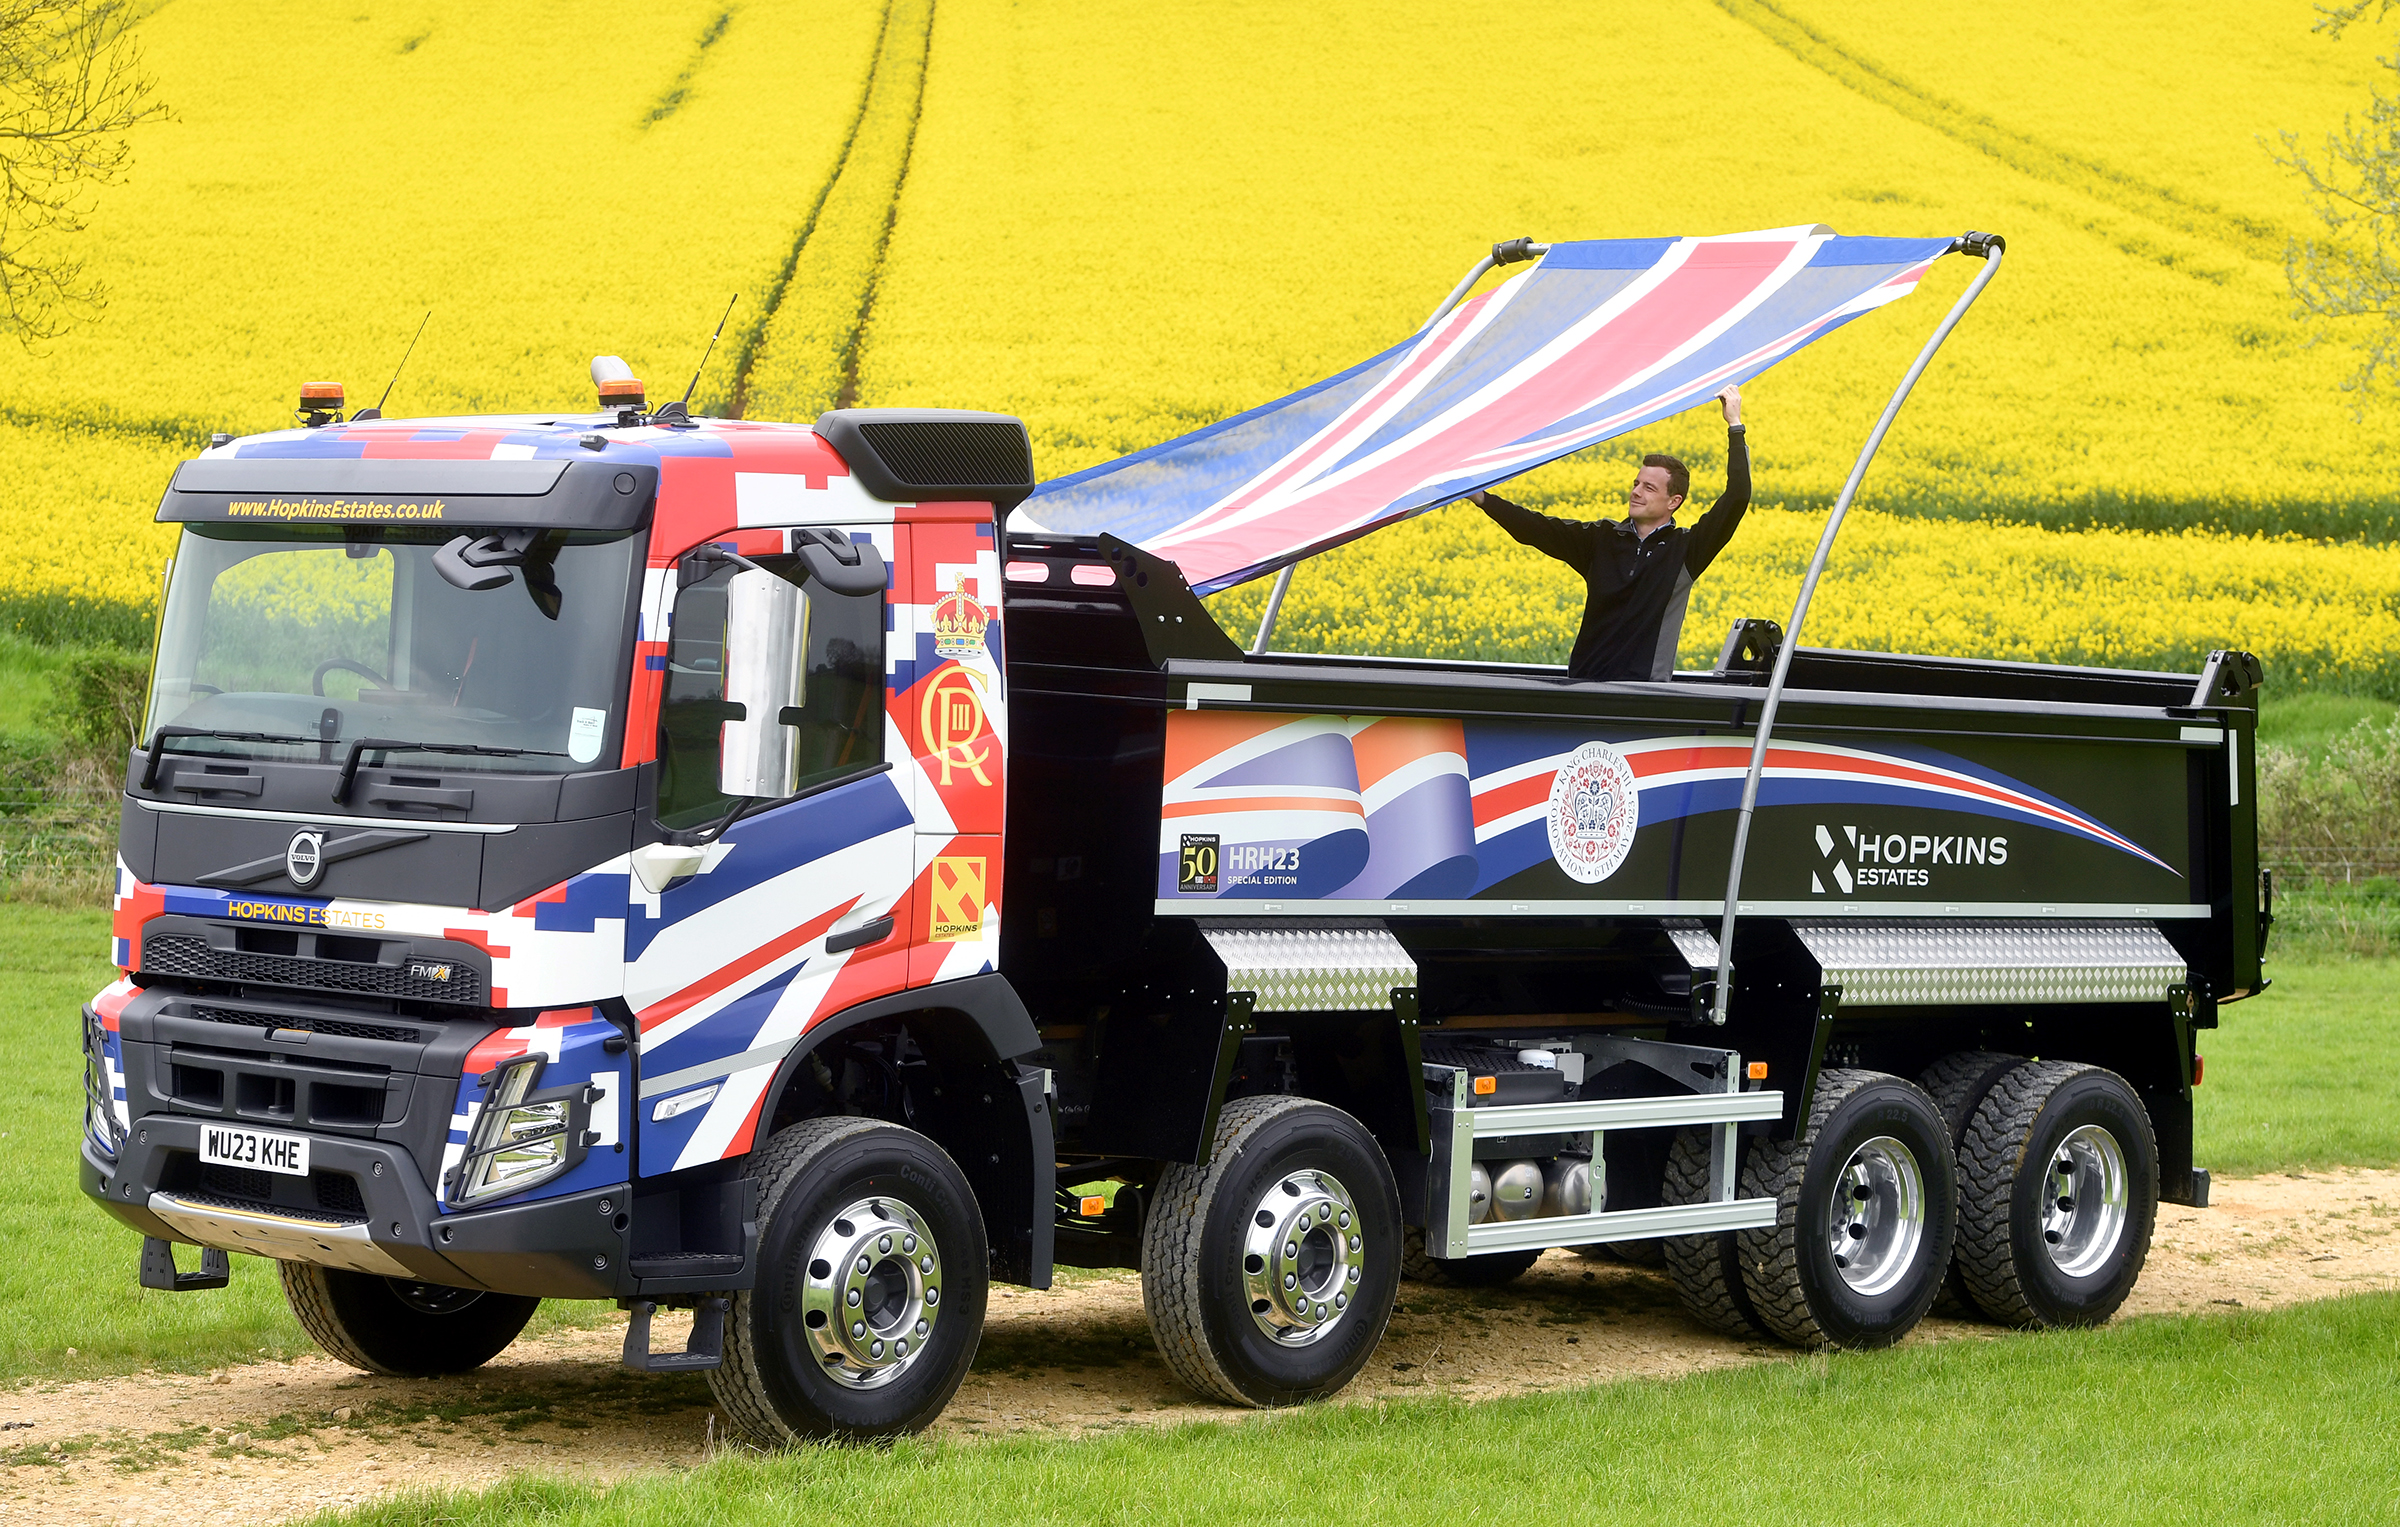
[1241, 1169, 1366, 1346]
[2041, 1124, 2129, 1277]
[1824, 1135, 1926, 1296]
[799, 1196, 941, 1389]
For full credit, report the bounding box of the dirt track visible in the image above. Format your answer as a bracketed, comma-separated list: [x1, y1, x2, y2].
[3, 1168, 2394, 1525]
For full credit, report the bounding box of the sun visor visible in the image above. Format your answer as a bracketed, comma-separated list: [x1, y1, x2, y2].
[158, 458, 656, 531]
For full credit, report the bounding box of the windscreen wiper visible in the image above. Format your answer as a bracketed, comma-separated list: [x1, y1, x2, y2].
[332, 737, 568, 804]
[140, 727, 316, 791]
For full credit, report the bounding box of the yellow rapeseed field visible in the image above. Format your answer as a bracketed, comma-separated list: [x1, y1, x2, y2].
[1, 0, 2396, 694]
[1203, 504, 2400, 696]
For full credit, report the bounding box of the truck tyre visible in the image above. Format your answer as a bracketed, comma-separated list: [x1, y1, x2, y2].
[711, 1117, 988, 1444]
[1917, 1050, 2027, 1319]
[1660, 1127, 1768, 1340]
[278, 1263, 537, 1377]
[1956, 1061, 2156, 1329]
[1737, 1069, 1956, 1349]
[1400, 1227, 1541, 1286]
[1143, 1095, 1401, 1407]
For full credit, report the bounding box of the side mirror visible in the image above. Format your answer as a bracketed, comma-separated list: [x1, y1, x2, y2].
[793, 528, 886, 597]
[717, 566, 808, 799]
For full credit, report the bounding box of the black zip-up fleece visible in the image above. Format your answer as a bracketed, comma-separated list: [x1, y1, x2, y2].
[1478, 424, 1750, 681]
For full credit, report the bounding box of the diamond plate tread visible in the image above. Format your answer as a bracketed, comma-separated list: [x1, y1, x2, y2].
[1201, 925, 1416, 1012]
[1793, 921, 2186, 1006]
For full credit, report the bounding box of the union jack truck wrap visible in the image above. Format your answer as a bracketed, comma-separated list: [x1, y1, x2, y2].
[82, 388, 2266, 1441]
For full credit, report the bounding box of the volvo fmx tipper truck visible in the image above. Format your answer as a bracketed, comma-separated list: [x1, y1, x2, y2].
[81, 376, 2265, 1441]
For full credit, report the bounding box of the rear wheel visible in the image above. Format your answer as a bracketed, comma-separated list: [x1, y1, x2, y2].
[1737, 1069, 1957, 1349]
[1660, 1127, 1767, 1339]
[711, 1117, 988, 1444]
[1917, 1050, 2027, 1318]
[1956, 1061, 2156, 1329]
[279, 1264, 537, 1376]
[1143, 1096, 1401, 1406]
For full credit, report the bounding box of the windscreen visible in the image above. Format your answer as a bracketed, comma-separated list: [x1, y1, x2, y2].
[144, 524, 641, 774]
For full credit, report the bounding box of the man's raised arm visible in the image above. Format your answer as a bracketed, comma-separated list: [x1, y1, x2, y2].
[1470, 489, 1597, 568]
[1684, 385, 1752, 576]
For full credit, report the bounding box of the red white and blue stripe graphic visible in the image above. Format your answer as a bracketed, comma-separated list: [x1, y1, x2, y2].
[1024, 227, 1956, 593]
[1462, 732, 2175, 893]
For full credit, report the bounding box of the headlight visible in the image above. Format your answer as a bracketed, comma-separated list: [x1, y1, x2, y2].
[451, 1055, 589, 1207]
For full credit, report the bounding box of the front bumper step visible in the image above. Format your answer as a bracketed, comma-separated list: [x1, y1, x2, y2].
[147, 1190, 418, 1278]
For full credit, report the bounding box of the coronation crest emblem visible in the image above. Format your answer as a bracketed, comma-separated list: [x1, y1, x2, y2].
[1546, 741, 1640, 885]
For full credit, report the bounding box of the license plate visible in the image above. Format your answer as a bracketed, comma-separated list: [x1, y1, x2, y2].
[199, 1123, 310, 1177]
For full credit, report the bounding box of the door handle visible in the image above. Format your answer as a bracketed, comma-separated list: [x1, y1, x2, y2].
[825, 916, 895, 954]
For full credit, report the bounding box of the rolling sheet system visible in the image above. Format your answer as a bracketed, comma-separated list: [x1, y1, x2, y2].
[1019, 224, 2009, 1022]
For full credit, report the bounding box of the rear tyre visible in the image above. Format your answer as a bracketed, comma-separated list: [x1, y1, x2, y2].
[1143, 1096, 1401, 1406]
[1660, 1127, 1768, 1340]
[279, 1264, 537, 1377]
[1737, 1069, 1957, 1349]
[1917, 1050, 2027, 1319]
[1400, 1227, 1542, 1286]
[711, 1117, 988, 1444]
[1956, 1061, 2156, 1329]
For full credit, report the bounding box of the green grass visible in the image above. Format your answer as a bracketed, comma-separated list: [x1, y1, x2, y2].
[2198, 954, 2400, 1177]
[0, 905, 602, 1382]
[2258, 691, 2400, 760]
[306, 1292, 2400, 1527]
[0, 633, 75, 739]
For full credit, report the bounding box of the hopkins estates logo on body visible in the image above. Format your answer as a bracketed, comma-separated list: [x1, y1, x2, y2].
[1811, 823, 2008, 893]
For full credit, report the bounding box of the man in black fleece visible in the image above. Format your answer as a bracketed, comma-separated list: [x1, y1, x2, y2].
[1469, 384, 1748, 682]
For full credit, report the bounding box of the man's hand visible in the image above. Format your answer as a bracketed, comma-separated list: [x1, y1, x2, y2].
[1718, 384, 1743, 426]
[1466, 489, 1489, 507]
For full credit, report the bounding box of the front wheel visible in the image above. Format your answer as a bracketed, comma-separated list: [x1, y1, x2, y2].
[1143, 1096, 1401, 1407]
[1737, 1069, 1957, 1349]
[710, 1117, 989, 1444]
[279, 1263, 537, 1376]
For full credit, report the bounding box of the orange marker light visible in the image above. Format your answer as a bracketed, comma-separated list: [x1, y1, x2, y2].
[1747, 1061, 1769, 1081]
[597, 377, 646, 408]
[2191, 1054, 2204, 1087]
[1079, 1195, 1108, 1217]
[1473, 1075, 1498, 1095]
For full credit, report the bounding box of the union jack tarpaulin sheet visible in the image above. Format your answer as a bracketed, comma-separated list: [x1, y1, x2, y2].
[1016, 225, 1961, 594]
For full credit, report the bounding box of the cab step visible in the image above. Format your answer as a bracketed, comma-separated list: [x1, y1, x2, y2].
[621, 1296, 727, 1372]
[139, 1236, 230, 1292]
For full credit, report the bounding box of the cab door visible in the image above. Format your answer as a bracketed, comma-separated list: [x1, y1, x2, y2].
[628, 523, 913, 1175]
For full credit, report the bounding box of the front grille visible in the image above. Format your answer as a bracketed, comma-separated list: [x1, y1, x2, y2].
[189, 1005, 423, 1045]
[201, 1162, 273, 1200]
[144, 934, 482, 1006]
[193, 1163, 368, 1218]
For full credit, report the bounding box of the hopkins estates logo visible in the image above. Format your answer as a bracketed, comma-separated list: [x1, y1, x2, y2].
[1812, 824, 2009, 893]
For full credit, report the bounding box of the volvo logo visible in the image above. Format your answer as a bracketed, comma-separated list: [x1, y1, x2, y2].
[286, 831, 326, 888]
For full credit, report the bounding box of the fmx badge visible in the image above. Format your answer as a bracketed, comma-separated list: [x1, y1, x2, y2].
[1546, 741, 1640, 885]
[1178, 833, 1219, 893]
[928, 855, 988, 942]
[930, 574, 990, 660]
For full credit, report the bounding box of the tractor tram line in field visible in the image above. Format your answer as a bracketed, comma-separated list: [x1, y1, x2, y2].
[3, 1168, 2395, 1525]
